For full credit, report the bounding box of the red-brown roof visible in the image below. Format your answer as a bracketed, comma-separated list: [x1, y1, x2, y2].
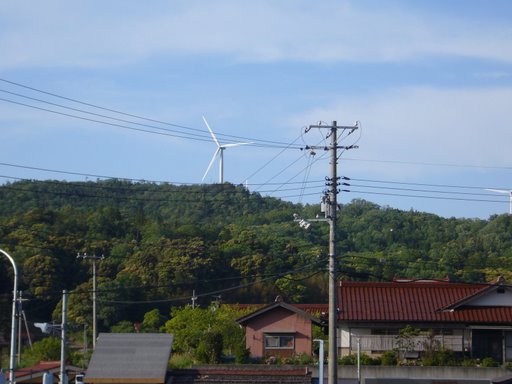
[236, 301, 324, 326]
[6, 361, 81, 381]
[338, 280, 512, 324]
[170, 366, 311, 384]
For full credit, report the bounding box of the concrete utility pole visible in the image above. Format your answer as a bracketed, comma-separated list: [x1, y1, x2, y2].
[76, 253, 104, 349]
[60, 290, 68, 384]
[0, 248, 18, 384]
[306, 121, 359, 384]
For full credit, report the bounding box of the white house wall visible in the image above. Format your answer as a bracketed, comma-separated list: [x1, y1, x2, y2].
[467, 289, 512, 306]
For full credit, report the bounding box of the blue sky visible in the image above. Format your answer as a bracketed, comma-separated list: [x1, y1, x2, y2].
[1, 0, 512, 219]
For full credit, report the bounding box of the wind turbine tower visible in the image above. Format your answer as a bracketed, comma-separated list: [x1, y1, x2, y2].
[201, 116, 252, 183]
[486, 188, 512, 215]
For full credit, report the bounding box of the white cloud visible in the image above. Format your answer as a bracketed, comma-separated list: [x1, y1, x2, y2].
[2, 1, 512, 69]
[293, 86, 512, 177]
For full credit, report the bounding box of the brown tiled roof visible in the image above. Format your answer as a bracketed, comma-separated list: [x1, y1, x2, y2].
[236, 301, 324, 326]
[169, 366, 311, 384]
[338, 280, 512, 324]
[6, 361, 82, 381]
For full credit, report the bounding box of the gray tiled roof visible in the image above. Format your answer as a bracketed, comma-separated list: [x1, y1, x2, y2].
[85, 333, 173, 384]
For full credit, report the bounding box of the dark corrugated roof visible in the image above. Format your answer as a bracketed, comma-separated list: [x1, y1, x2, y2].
[338, 281, 512, 323]
[85, 333, 173, 384]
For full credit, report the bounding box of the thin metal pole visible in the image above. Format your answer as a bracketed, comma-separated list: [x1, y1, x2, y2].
[328, 121, 338, 384]
[92, 258, 97, 350]
[77, 253, 103, 349]
[0, 249, 18, 384]
[60, 290, 68, 384]
[17, 293, 21, 365]
[357, 338, 361, 384]
[314, 339, 324, 384]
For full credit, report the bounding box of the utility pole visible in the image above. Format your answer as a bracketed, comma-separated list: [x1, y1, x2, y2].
[306, 121, 359, 384]
[1, 248, 18, 384]
[16, 292, 32, 364]
[76, 253, 104, 349]
[60, 290, 68, 384]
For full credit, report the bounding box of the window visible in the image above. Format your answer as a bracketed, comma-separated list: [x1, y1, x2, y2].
[505, 332, 512, 361]
[264, 334, 295, 349]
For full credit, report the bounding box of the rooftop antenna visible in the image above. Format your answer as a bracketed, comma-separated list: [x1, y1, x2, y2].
[486, 188, 512, 215]
[202, 116, 252, 183]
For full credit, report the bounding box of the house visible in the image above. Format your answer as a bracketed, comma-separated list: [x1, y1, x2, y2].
[4, 361, 82, 384]
[236, 297, 325, 360]
[338, 277, 512, 364]
[84, 333, 173, 384]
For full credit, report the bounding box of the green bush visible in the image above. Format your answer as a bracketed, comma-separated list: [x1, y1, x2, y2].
[380, 350, 398, 366]
[481, 357, 499, 367]
[284, 353, 315, 365]
[338, 354, 356, 365]
[461, 359, 478, 367]
[169, 353, 194, 369]
[195, 331, 223, 364]
[422, 348, 456, 366]
[234, 341, 250, 364]
[338, 353, 380, 366]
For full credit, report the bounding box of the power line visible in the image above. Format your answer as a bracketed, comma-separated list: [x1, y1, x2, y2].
[0, 79, 302, 149]
[344, 157, 512, 171]
[97, 259, 327, 305]
[348, 189, 507, 204]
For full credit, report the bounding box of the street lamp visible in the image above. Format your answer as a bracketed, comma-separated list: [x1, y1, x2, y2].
[0, 249, 18, 384]
[34, 290, 68, 384]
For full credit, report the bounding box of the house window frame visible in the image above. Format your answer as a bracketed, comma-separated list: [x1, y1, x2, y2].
[264, 333, 295, 349]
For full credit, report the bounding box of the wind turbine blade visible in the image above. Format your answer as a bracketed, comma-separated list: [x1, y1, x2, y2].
[202, 116, 220, 147]
[223, 142, 253, 148]
[202, 148, 220, 182]
[486, 188, 510, 194]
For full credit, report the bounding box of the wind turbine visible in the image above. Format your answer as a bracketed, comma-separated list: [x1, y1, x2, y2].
[486, 188, 512, 215]
[201, 116, 252, 183]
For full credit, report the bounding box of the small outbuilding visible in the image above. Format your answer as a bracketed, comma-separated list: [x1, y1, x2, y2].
[237, 297, 324, 360]
[84, 333, 173, 384]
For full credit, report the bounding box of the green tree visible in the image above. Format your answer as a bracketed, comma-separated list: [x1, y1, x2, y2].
[196, 331, 223, 363]
[22, 254, 63, 300]
[142, 309, 165, 332]
[396, 325, 420, 362]
[22, 337, 61, 367]
[163, 304, 248, 359]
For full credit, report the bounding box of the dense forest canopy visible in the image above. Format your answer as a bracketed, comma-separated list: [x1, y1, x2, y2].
[1, 179, 511, 339]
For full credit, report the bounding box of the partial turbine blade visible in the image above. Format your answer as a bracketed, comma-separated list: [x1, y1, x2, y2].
[202, 148, 220, 182]
[223, 142, 253, 148]
[486, 188, 510, 194]
[202, 116, 220, 147]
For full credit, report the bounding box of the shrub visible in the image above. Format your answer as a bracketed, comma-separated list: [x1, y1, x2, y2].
[195, 331, 223, 364]
[461, 359, 478, 367]
[234, 342, 250, 364]
[284, 353, 315, 365]
[338, 353, 380, 366]
[338, 354, 356, 365]
[380, 350, 398, 366]
[169, 353, 194, 369]
[422, 348, 456, 366]
[481, 357, 499, 367]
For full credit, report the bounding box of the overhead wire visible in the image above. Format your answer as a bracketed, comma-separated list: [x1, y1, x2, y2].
[0, 78, 302, 149]
[97, 257, 328, 304]
[0, 167, 508, 208]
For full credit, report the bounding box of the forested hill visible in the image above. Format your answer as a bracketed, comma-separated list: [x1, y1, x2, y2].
[0, 179, 511, 333]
